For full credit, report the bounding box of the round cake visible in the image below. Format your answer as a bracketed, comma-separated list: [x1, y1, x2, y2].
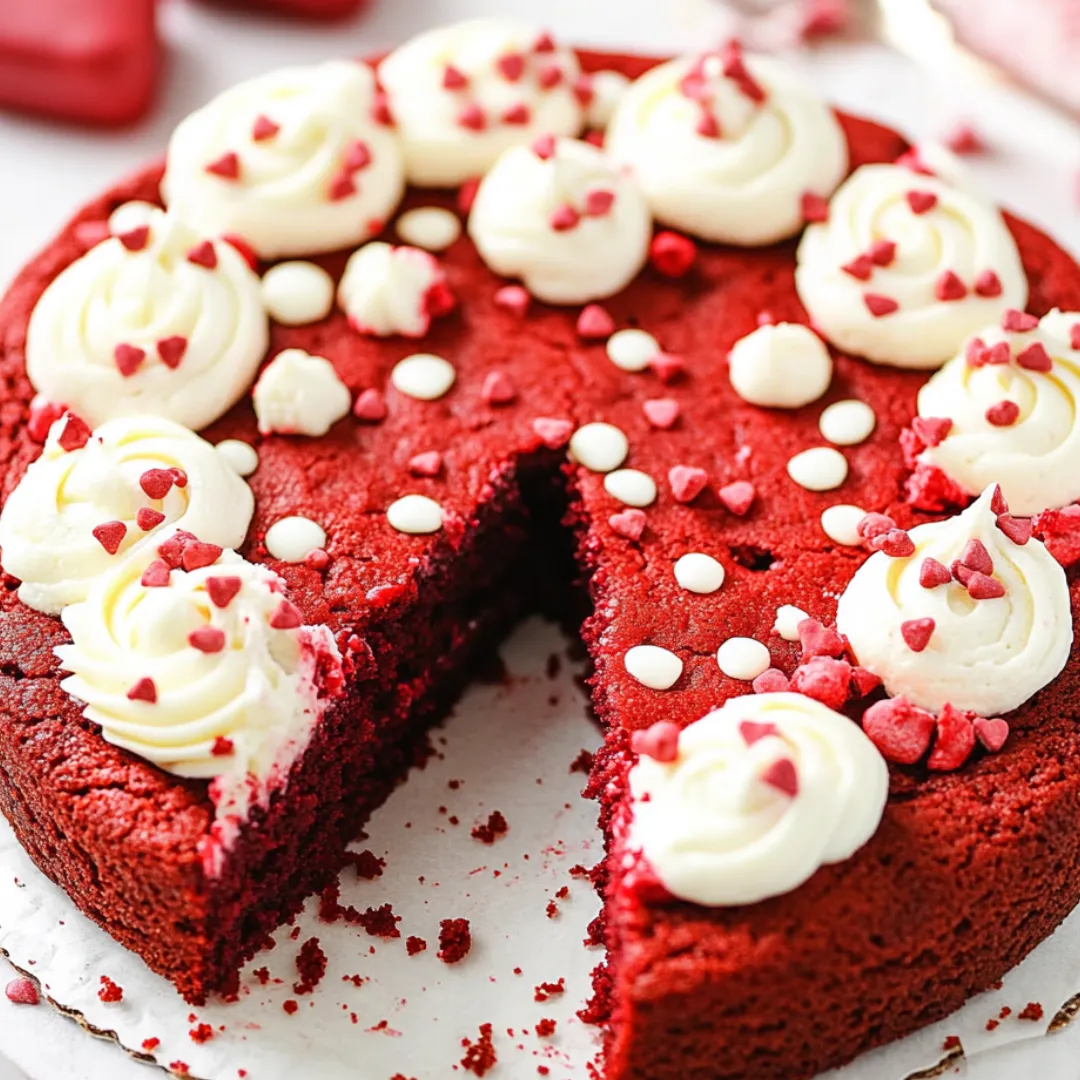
[1, 19, 1079, 1080]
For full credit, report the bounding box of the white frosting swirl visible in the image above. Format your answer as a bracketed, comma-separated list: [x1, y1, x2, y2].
[836, 488, 1072, 715]
[628, 693, 888, 906]
[379, 18, 585, 187]
[0, 415, 253, 615]
[26, 205, 268, 431]
[795, 156, 1027, 369]
[162, 61, 405, 259]
[57, 552, 340, 806]
[468, 137, 651, 304]
[338, 242, 451, 337]
[605, 51, 848, 245]
[916, 310, 1080, 516]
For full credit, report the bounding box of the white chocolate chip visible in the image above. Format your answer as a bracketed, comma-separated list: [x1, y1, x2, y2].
[787, 447, 849, 491]
[586, 70, 631, 128]
[716, 637, 771, 681]
[821, 504, 868, 547]
[261, 261, 335, 326]
[265, 515, 326, 563]
[216, 439, 259, 477]
[396, 207, 462, 252]
[606, 329, 659, 373]
[604, 468, 657, 507]
[728, 323, 833, 409]
[674, 553, 725, 594]
[391, 353, 456, 401]
[387, 494, 443, 534]
[774, 605, 809, 641]
[819, 399, 876, 446]
[569, 422, 629, 473]
[624, 644, 683, 690]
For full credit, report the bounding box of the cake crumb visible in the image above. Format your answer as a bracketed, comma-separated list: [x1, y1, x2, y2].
[536, 1018, 557, 1037]
[190, 1023, 214, 1044]
[358, 904, 402, 939]
[294, 937, 328, 995]
[999, 1006, 1012, 1019]
[1018, 1002, 1044, 1022]
[141, 1038, 160, 1053]
[169, 1064, 189, 1077]
[471, 810, 509, 844]
[98, 976, 123, 1003]
[545, 900, 559, 919]
[534, 978, 565, 1003]
[283, 1000, 299, 1015]
[406, 936, 428, 956]
[942, 1035, 960, 1051]
[555, 886, 570, 900]
[438, 918, 472, 964]
[985, 1018, 999, 1031]
[569, 749, 594, 774]
[460, 1022, 497, 1076]
[344, 849, 386, 880]
[253, 967, 270, 985]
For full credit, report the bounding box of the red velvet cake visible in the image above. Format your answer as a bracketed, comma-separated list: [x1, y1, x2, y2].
[1, 20, 1080, 1080]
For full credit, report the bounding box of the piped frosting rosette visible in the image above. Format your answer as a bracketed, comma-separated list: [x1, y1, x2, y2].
[56, 549, 341, 806]
[0, 414, 254, 615]
[379, 18, 586, 187]
[605, 45, 848, 245]
[26, 204, 268, 430]
[795, 152, 1027, 368]
[837, 488, 1072, 716]
[162, 60, 405, 259]
[468, 136, 651, 304]
[913, 309, 1080, 516]
[628, 693, 888, 906]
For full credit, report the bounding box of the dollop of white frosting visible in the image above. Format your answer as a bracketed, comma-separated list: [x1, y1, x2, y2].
[606, 50, 848, 245]
[338, 242, 450, 338]
[253, 349, 352, 436]
[628, 692, 888, 906]
[26, 206, 268, 431]
[916, 310, 1080, 516]
[0, 415, 253, 615]
[836, 488, 1072, 716]
[795, 156, 1027, 369]
[728, 322, 833, 408]
[162, 61, 405, 259]
[379, 18, 585, 187]
[56, 553, 341, 830]
[468, 136, 651, 304]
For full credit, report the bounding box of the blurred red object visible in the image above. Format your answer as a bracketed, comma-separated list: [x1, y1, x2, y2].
[0, 0, 158, 125]
[198, 0, 368, 18]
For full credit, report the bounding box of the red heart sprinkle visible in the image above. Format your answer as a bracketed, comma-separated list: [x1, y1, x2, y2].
[576, 304, 614, 340]
[573, 74, 595, 106]
[905, 190, 938, 214]
[901, 617, 935, 652]
[934, 270, 967, 302]
[205, 152, 240, 179]
[189, 626, 226, 654]
[501, 103, 530, 125]
[647, 353, 686, 383]
[695, 110, 720, 139]
[973, 269, 1003, 297]
[481, 370, 516, 405]
[353, 388, 387, 423]
[739, 719, 779, 745]
[797, 618, 846, 659]
[668, 465, 708, 504]
[927, 703, 976, 771]
[157, 529, 196, 568]
[496, 52, 525, 81]
[996, 514, 1032, 546]
[169, 468, 188, 488]
[371, 92, 394, 127]
[92, 521, 126, 554]
[973, 717, 1009, 752]
[532, 417, 573, 448]
[533, 31, 556, 53]
[643, 398, 680, 429]
[186, 241, 218, 269]
[760, 757, 798, 797]
[1002, 308, 1038, 332]
[649, 231, 697, 277]
[967, 571, 1005, 600]
[857, 512, 896, 540]
[870, 529, 915, 558]
[127, 677, 157, 704]
[305, 548, 329, 571]
[211, 736, 235, 756]
[344, 140, 372, 172]
[864, 293, 899, 318]
[1070, 324, 1080, 350]
[114, 343, 146, 377]
[118, 225, 150, 252]
[912, 415, 953, 447]
[862, 697, 936, 764]
[531, 134, 556, 160]
[4, 978, 39, 1006]
[985, 400, 1020, 426]
[137, 507, 166, 531]
[442, 64, 468, 90]
[752, 669, 790, 694]
[609, 509, 647, 540]
[584, 189, 615, 217]
[850, 666, 882, 697]
[157, 336, 188, 369]
[206, 575, 242, 608]
[790, 656, 853, 711]
[868, 238, 896, 266]
[408, 451, 443, 477]
[57, 413, 91, 451]
[140, 469, 174, 499]
[494, 285, 530, 316]
[944, 121, 984, 155]
[549, 204, 580, 232]
[919, 557, 952, 588]
[718, 480, 755, 516]
[801, 191, 829, 223]
[841, 255, 874, 281]
[141, 560, 171, 588]
[457, 103, 486, 131]
[631, 721, 680, 763]
[182, 541, 223, 571]
[961, 538, 993, 574]
[537, 64, 563, 89]
[1016, 342, 1052, 372]
[328, 171, 357, 201]
[270, 600, 303, 630]
[252, 114, 280, 141]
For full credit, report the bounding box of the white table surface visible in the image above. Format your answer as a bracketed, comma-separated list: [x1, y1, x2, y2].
[2, 1, 1080, 1077]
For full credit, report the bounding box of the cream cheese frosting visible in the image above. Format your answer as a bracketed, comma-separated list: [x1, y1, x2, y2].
[26, 205, 268, 432]
[837, 488, 1072, 716]
[628, 692, 888, 906]
[0, 415, 254, 615]
[915, 310, 1080, 516]
[795, 153, 1027, 369]
[162, 61, 405, 259]
[379, 18, 586, 187]
[468, 136, 651, 304]
[253, 348, 352, 436]
[605, 47, 848, 245]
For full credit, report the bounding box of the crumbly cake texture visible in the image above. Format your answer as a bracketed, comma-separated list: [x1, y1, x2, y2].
[0, 47, 1079, 1080]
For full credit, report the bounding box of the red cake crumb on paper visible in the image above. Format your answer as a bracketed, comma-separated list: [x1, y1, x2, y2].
[283, 1000, 299, 1015]
[98, 976, 123, 1003]
[169, 1063, 189, 1076]
[253, 967, 270, 985]
[357, 904, 402, 939]
[4, 978, 38, 1005]
[569, 749, 594, 774]
[438, 918, 472, 964]
[293, 937, 327, 995]
[189, 1023, 214, 1044]
[140, 1037, 160, 1052]
[985, 1018, 999, 1031]
[536, 1018, 557, 1037]
[406, 936, 428, 956]
[471, 810, 509, 843]
[460, 1022, 497, 1076]
[942, 1035, 961, 1051]
[1018, 1002, 1044, 1022]
[344, 849, 386, 879]
[546, 900, 559, 919]
[534, 978, 565, 1003]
